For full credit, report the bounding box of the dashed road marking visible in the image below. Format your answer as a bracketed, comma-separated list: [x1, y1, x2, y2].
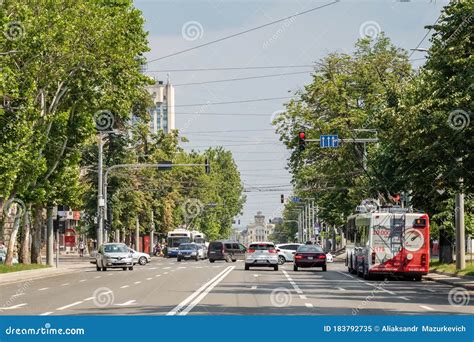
[399, 296, 410, 301]
[120, 285, 130, 289]
[134, 281, 141, 285]
[94, 276, 101, 279]
[420, 305, 435, 311]
[0, 303, 27, 310]
[251, 286, 257, 290]
[115, 300, 136, 306]
[146, 278, 152, 281]
[155, 275, 161, 277]
[163, 267, 171, 269]
[337, 287, 346, 291]
[79, 280, 86, 283]
[61, 283, 70, 286]
[56, 301, 83, 311]
[11, 293, 24, 297]
[164, 272, 169, 275]
[38, 287, 49, 291]
[305, 303, 314, 308]
[40, 312, 53, 316]
[300, 295, 307, 300]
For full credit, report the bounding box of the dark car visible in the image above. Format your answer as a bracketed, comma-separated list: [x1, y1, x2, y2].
[208, 240, 246, 263]
[177, 243, 200, 261]
[293, 245, 327, 271]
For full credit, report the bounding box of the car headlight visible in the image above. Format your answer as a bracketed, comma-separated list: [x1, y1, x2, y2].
[191, 251, 197, 255]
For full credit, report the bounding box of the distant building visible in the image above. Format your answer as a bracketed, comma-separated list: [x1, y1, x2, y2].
[245, 211, 275, 243]
[146, 77, 175, 134]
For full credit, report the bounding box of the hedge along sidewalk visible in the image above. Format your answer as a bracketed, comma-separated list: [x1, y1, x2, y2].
[0, 262, 90, 286]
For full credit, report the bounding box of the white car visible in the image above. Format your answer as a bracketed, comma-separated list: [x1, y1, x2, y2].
[276, 243, 303, 264]
[245, 242, 279, 271]
[129, 248, 151, 265]
[326, 252, 334, 263]
[196, 244, 207, 260]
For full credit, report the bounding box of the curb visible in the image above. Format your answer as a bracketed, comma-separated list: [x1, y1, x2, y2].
[431, 269, 474, 280]
[0, 266, 87, 287]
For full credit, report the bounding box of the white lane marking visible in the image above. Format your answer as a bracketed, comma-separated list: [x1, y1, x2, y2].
[94, 276, 101, 279]
[399, 296, 410, 301]
[120, 285, 130, 289]
[283, 271, 303, 294]
[163, 267, 171, 269]
[38, 287, 49, 291]
[253, 274, 259, 277]
[79, 280, 86, 283]
[171, 270, 176, 272]
[56, 301, 83, 311]
[146, 277, 152, 281]
[83, 297, 95, 301]
[61, 283, 70, 286]
[337, 271, 396, 295]
[251, 286, 257, 290]
[167, 266, 234, 316]
[420, 305, 435, 311]
[108, 273, 113, 276]
[300, 295, 307, 300]
[11, 293, 24, 297]
[425, 288, 436, 293]
[134, 281, 141, 284]
[196, 266, 203, 269]
[179, 266, 234, 315]
[178, 267, 186, 269]
[164, 272, 169, 275]
[40, 312, 53, 316]
[0, 303, 27, 310]
[305, 303, 314, 308]
[337, 287, 346, 291]
[115, 300, 136, 306]
[155, 275, 161, 277]
[150, 267, 157, 270]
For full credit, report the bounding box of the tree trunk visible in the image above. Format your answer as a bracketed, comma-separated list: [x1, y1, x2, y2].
[31, 204, 44, 264]
[439, 228, 454, 264]
[5, 206, 21, 266]
[19, 205, 32, 264]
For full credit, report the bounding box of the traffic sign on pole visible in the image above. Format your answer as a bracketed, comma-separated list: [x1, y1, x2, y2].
[320, 135, 339, 148]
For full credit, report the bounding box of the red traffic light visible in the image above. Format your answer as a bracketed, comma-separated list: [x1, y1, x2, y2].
[299, 132, 306, 139]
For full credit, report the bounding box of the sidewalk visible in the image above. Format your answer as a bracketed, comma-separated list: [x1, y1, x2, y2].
[0, 259, 91, 286]
[425, 271, 474, 291]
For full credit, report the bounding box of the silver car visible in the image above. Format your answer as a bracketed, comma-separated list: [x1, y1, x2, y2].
[129, 248, 151, 265]
[96, 243, 134, 271]
[276, 243, 303, 265]
[244, 242, 279, 271]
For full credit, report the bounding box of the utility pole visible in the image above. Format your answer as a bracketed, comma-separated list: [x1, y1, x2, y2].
[455, 158, 465, 270]
[46, 206, 54, 266]
[149, 210, 155, 256]
[97, 133, 104, 249]
[135, 216, 140, 252]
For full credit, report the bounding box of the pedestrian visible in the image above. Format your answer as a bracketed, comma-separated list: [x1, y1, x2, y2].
[78, 240, 85, 257]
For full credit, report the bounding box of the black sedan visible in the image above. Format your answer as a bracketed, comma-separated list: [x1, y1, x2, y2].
[293, 245, 327, 271]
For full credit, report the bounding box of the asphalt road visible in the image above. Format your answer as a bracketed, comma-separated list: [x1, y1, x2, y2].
[0, 258, 472, 315]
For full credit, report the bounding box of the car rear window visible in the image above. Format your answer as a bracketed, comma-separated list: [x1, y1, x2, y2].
[297, 245, 324, 253]
[209, 242, 222, 250]
[249, 243, 275, 250]
[224, 243, 233, 249]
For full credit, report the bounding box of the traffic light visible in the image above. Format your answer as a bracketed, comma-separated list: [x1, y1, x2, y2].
[205, 158, 211, 174]
[280, 194, 284, 204]
[298, 131, 306, 151]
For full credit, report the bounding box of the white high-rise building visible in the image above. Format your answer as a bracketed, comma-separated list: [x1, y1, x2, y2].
[146, 76, 175, 134]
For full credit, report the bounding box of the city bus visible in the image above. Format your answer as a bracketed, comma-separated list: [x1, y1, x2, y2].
[166, 228, 192, 257]
[190, 231, 207, 246]
[345, 204, 430, 281]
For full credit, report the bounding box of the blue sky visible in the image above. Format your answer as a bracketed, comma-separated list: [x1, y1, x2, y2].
[134, 0, 448, 227]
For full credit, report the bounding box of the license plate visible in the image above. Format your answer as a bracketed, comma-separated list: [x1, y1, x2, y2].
[257, 259, 266, 263]
[307, 256, 313, 260]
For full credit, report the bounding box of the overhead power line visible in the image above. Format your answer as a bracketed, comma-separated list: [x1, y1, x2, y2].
[146, 65, 314, 72]
[175, 96, 294, 107]
[173, 71, 310, 86]
[146, 1, 339, 63]
[408, 13, 442, 58]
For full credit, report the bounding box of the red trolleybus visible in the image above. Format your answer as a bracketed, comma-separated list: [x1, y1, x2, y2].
[346, 204, 430, 281]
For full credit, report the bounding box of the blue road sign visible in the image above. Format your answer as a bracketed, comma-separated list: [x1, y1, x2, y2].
[291, 197, 301, 203]
[320, 135, 339, 148]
